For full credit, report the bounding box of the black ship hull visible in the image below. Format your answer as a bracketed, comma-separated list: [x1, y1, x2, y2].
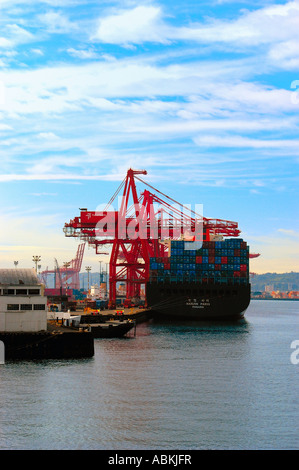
[78, 315, 135, 338]
[146, 281, 250, 321]
[85, 321, 135, 338]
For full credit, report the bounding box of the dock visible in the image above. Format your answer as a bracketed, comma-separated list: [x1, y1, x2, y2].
[1, 323, 94, 361]
[74, 307, 152, 325]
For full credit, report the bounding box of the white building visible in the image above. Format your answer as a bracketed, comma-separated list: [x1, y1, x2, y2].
[0, 269, 47, 332]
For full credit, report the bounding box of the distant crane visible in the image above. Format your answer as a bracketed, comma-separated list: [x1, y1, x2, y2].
[41, 243, 85, 291]
[54, 258, 63, 296]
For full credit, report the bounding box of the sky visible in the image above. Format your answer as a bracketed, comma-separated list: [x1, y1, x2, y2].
[0, 0, 298, 275]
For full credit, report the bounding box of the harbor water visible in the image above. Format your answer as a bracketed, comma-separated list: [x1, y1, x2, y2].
[0, 300, 298, 450]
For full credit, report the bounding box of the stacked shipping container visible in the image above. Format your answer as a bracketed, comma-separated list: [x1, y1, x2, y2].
[149, 239, 249, 285]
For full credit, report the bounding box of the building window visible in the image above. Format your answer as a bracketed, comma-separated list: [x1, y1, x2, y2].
[29, 289, 40, 295]
[16, 289, 28, 295]
[7, 304, 19, 311]
[3, 289, 15, 295]
[33, 304, 46, 310]
[20, 304, 32, 310]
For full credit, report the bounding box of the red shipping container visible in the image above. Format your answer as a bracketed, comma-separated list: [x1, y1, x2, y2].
[234, 249, 240, 256]
[221, 257, 227, 264]
[196, 256, 202, 264]
[209, 257, 215, 263]
[234, 271, 240, 277]
[240, 264, 247, 271]
[215, 264, 221, 270]
[241, 242, 247, 249]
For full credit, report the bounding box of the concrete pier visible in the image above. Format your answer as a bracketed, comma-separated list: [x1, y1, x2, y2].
[0, 323, 94, 361]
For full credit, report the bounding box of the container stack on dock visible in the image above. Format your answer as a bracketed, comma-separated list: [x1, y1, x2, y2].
[149, 239, 249, 285]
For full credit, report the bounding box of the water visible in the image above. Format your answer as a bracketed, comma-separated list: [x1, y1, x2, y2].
[0, 300, 298, 450]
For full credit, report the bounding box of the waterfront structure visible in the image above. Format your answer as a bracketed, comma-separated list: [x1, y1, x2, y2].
[0, 268, 94, 360]
[0, 269, 47, 332]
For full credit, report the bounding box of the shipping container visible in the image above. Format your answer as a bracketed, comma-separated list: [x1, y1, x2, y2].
[150, 239, 250, 287]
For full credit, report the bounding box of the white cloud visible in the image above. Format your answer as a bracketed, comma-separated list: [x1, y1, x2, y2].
[122, 117, 296, 137]
[0, 37, 12, 48]
[0, 123, 12, 130]
[93, 6, 167, 45]
[30, 192, 58, 196]
[6, 24, 34, 42]
[179, 1, 299, 45]
[31, 48, 44, 56]
[37, 10, 76, 34]
[0, 173, 123, 182]
[0, 56, 296, 118]
[38, 131, 59, 139]
[250, 188, 261, 194]
[67, 48, 98, 59]
[0, 52, 298, 187]
[194, 135, 299, 150]
[268, 39, 299, 69]
[277, 228, 299, 237]
[92, 1, 299, 55]
[0, 24, 34, 53]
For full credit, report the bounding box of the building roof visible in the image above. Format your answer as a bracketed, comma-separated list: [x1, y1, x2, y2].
[0, 269, 39, 286]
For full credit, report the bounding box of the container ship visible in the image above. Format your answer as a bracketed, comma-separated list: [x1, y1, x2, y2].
[146, 238, 250, 320]
[63, 169, 254, 320]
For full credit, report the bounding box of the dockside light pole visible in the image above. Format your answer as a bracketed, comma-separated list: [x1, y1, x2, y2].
[32, 255, 41, 273]
[85, 266, 91, 297]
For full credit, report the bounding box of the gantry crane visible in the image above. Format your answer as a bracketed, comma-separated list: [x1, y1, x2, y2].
[64, 169, 246, 308]
[41, 243, 85, 292]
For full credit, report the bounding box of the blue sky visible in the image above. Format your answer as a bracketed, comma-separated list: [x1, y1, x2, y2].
[0, 0, 298, 274]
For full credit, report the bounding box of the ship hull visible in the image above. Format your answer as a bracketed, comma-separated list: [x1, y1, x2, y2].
[78, 315, 135, 338]
[85, 321, 134, 338]
[146, 281, 250, 321]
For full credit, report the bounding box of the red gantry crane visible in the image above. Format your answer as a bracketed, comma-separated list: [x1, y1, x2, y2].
[63, 169, 249, 308]
[41, 243, 85, 294]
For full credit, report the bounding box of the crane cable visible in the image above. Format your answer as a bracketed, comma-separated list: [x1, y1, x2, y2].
[134, 175, 204, 219]
[104, 177, 126, 211]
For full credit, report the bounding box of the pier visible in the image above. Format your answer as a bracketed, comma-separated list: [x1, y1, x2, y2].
[1, 324, 94, 361]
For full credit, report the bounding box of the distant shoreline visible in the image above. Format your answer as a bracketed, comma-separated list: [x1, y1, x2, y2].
[251, 298, 299, 301]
